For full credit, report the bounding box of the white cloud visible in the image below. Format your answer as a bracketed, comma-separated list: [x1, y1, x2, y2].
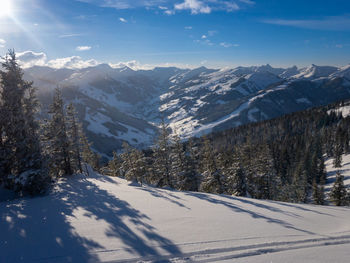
[0, 38, 6, 48]
[164, 9, 175, 15]
[76, 46, 92, 51]
[201, 35, 207, 39]
[16, 51, 99, 69]
[262, 16, 350, 31]
[175, 0, 211, 14]
[119, 17, 127, 23]
[78, 0, 252, 14]
[238, 0, 255, 5]
[59, 33, 84, 38]
[207, 30, 217, 36]
[109, 60, 144, 70]
[47, 56, 99, 69]
[223, 1, 239, 11]
[220, 42, 239, 48]
[185, 26, 193, 30]
[16, 51, 47, 68]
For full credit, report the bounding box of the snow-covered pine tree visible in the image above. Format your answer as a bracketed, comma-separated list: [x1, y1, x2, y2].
[333, 143, 343, 168]
[80, 132, 99, 173]
[199, 136, 224, 194]
[152, 121, 173, 188]
[171, 134, 198, 191]
[312, 179, 325, 205]
[292, 162, 308, 203]
[107, 151, 122, 177]
[333, 126, 343, 168]
[66, 103, 83, 173]
[120, 141, 133, 178]
[0, 50, 49, 193]
[122, 142, 147, 185]
[330, 170, 347, 206]
[130, 148, 147, 185]
[44, 87, 72, 177]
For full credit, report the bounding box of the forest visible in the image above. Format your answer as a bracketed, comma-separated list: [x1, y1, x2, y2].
[1, 50, 349, 206]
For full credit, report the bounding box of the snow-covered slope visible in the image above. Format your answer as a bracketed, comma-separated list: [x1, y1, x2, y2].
[25, 63, 350, 156]
[325, 153, 350, 195]
[1, 172, 350, 262]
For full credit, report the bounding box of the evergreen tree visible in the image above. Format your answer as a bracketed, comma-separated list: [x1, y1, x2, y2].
[152, 121, 173, 188]
[199, 136, 224, 194]
[0, 50, 49, 193]
[171, 134, 198, 191]
[292, 163, 308, 203]
[80, 132, 98, 174]
[44, 88, 72, 176]
[312, 179, 325, 205]
[107, 151, 122, 177]
[122, 143, 147, 185]
[333, 143, 343, 168]
[330, 171, 347, 206]
[232, 166, 247, 196]
[66, 103, 83, 173]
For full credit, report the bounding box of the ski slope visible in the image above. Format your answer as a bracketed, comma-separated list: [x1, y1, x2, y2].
[1, 169, 350, 263]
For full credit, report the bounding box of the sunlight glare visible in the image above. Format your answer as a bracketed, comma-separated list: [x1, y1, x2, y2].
[0, 0, 13, 18]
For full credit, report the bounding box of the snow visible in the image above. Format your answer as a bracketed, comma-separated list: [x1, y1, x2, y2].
[85, 108, 154, 145]
[1, 171, 350, 262]
[327, 105, 350, 118]
[292, 65, 338, 80]
[81, 85, 132, 112]
[325, 153, 350, 194]
[85, 110, 114, 136]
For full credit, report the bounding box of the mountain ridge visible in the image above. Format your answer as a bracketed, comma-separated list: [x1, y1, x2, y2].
[24, 63, 350, 157]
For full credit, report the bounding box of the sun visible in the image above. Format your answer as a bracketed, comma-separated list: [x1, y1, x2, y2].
[0, 0, 13, 18]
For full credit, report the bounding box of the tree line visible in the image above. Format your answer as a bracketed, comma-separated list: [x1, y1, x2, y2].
[104, 101, 350, 206]
[0, 51, 98, 195]
[1, 50, 349, 206]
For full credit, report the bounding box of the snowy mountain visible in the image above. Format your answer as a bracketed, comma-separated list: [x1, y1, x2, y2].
[24, 63, 350, 157]
[1, 157, 350, 263]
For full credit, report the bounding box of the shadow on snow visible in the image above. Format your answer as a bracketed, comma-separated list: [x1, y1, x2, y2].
[0, 174, 181, 263]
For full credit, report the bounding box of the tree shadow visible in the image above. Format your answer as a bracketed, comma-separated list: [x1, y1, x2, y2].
[135, 186, 190, 210]
[184, 192, 317, 236]
[326, 168, 350, 185]
[0, 174, 181, 262]
[268, 200, 334, 216]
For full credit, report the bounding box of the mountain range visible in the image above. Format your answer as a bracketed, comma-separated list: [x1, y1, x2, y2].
[24, 63, 350, 157]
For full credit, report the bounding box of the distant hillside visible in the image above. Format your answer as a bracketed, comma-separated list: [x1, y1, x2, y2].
[24, 63, 350, 156]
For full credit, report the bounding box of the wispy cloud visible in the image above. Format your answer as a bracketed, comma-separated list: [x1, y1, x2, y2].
[0, 39, 6, 48]
[77, 0, 252, 14]
[119, 17, 127, 23]
[220, 42, 239, 48]
[76, 46, 92, 51]
[238, 0, 255, 4]
[262, 16, 350, 31]
[59, 33, 84, 38]
[185, 26, 193, 30]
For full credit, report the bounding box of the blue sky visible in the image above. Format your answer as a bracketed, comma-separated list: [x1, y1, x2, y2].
[0, 0, 349, 69]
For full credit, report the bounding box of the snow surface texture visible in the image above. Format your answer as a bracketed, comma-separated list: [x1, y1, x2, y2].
[1, 160, 350, 263]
